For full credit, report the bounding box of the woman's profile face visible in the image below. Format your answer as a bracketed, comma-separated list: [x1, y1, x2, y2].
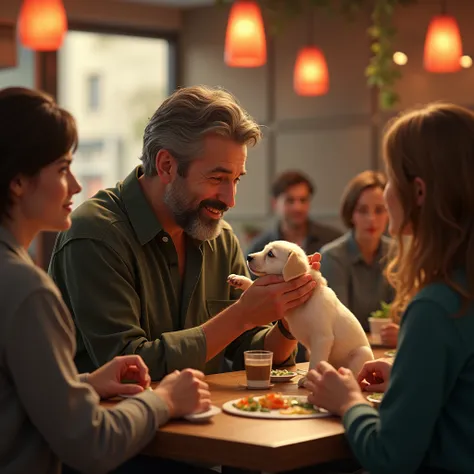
[18, 152, 82, 232]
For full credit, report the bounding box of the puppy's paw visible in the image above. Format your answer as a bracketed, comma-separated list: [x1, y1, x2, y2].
[227, 274, 252, 291]
[227, 274, 242, 287]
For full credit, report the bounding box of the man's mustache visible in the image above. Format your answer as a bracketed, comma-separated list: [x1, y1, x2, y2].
[200, 200, 229, 213]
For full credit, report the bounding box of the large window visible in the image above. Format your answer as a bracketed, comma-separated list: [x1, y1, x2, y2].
[58, 31, 172, 208]
[0, 41, 35, 89]
[87, 73, 101, 112]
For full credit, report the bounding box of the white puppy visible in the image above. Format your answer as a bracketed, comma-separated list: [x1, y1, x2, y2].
[228, 240, 373, 381]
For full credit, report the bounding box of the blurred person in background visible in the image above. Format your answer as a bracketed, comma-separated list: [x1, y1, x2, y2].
[247, 170, 342, 257]
[319, 171, 395, 339]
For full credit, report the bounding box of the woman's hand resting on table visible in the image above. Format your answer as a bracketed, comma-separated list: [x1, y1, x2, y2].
[305, 361, 369, 417]
[380, 323, 399, 348]
[357, 358, 393, 393]
[154, 369, 211, 418]
[86, 355, 151, 399]
[85, 356, 212, 418]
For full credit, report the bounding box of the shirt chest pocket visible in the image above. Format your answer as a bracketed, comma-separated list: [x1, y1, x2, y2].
[206, 299, 235, 318]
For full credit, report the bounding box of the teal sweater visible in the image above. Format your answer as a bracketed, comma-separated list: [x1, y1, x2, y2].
[343, 277, 474, 474]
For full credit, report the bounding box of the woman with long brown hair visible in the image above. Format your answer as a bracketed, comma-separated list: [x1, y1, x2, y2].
[305, 103, 474, 473]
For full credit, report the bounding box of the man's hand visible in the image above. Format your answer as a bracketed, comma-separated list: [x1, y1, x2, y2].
[236, 273, 316, 329]
[308, 252, 321, 272]
[86, 355, 151, 399]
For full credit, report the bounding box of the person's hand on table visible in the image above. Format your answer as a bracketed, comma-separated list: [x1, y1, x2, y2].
[357, 358, 393, 393]
[381, 323, 399, 347]
[305, 361, 369, 417]
[86, 355, 151, 399]
[154, 369, 211, 418]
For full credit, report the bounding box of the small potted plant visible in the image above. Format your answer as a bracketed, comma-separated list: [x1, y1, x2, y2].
[368, 301, 392, 345]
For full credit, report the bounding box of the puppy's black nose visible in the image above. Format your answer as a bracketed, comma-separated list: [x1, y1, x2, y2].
[247, 255, 254, 262]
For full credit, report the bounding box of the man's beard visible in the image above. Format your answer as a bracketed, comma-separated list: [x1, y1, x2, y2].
[163, 179, 228, 241]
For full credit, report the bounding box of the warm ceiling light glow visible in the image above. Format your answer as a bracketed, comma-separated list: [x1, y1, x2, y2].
[393, 51, 408, 65]
[294, 46, 329, 96]
[18, 0, 67, 51]
[460, 55, 472, 68]
[224, 1, 266, 67]
[424, 14, 462, 73]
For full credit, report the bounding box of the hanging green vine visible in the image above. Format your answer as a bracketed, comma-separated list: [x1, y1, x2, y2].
[366, 0, 416, 109]
[215, 0, 417, 109]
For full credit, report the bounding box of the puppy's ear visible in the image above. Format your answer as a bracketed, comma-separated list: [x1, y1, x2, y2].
[282, 251, 308, 282]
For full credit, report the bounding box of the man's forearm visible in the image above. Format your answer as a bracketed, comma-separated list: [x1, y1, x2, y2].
[201, 301, 248, 361]
[264, 324, 297, 365]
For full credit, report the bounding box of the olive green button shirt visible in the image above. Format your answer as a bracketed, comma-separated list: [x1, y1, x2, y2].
[49, 166, 275, 380]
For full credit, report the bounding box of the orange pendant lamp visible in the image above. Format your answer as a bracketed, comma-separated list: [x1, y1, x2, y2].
[224, 1, 266, 67]
[18, 0, 68, 51]
[424, 14, 462, 73]
[294, 46, 329, 96]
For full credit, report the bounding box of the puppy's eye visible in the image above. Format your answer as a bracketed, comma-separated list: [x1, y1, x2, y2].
[267, 251, 275, 258]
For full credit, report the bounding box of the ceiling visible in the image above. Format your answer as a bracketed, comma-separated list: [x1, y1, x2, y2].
[119, 0, 215, 7]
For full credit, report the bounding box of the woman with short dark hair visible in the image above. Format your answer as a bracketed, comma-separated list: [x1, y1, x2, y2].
[0, 87, 211, 474]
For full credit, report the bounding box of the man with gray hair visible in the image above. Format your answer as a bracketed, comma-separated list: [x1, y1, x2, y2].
[49, 86, 317, 381]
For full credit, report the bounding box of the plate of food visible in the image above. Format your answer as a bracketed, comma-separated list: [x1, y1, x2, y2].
[270, 369, 297, 383]
[366, 392, 384, 406]
[384, 350, 396, 357]
[222, 392, 331, 419]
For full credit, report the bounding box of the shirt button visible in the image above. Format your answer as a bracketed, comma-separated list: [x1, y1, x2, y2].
[162, 236, 169, 243]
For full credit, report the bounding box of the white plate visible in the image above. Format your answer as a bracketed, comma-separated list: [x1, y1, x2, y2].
[222, 395, 331, 420]
[183, 405, 221, 422]
[384, 350, 396, 357]
[118, 387, 153, 398]
[270, 372, 297, 383]
[367, 393, 383, 405]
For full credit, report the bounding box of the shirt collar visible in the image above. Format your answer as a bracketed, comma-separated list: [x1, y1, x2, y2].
[274, 219, 322, 243]
[0, 225, 34, 264]
[121, 166, 164, 246]
[121, 166, 213, 251]
[347, 230, 385, 264]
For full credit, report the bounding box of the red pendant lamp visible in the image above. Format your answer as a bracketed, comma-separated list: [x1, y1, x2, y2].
[18, 0, 68, 51]
[294, 46, 329, 96]
[224, 1, 266, 67]
[424, 12, 462, 73]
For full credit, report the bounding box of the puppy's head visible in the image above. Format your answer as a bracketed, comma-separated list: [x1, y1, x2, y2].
[247, 240, 309, 281]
